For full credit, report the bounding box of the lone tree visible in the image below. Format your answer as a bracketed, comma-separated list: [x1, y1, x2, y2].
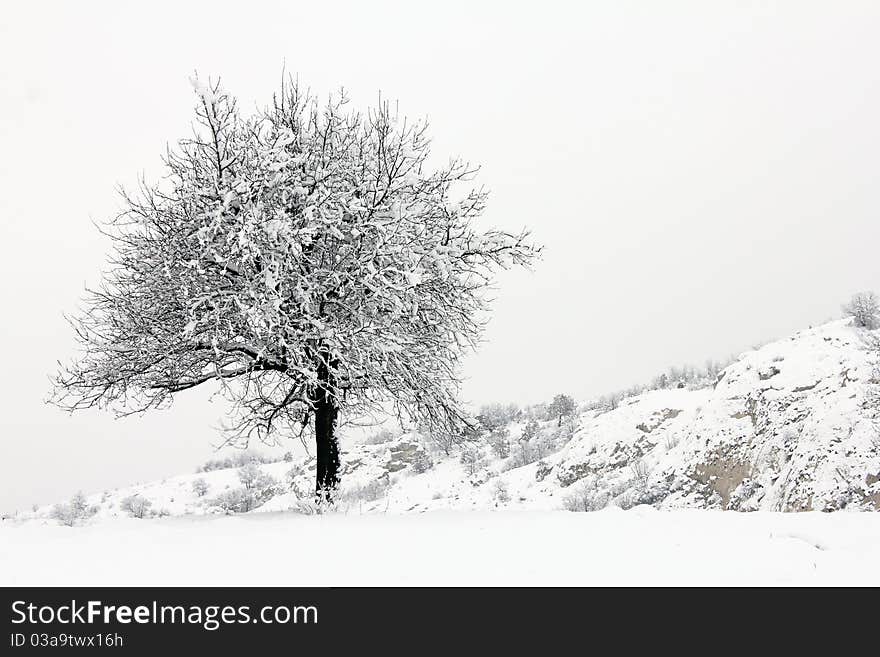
[842, 291, 879, 330]
[52, 77, 539, 500]
[548, 394, 577, 427]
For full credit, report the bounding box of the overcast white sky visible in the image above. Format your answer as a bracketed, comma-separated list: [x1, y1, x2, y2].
[2, 1, 879, 513]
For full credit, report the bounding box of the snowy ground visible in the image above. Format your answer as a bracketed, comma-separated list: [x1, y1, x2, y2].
[3, 508, 880, 586]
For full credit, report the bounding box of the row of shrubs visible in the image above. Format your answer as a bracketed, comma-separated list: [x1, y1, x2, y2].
[50, 447, 651, 523]
[561, 460, 656, 512]
[55, 458, 403, 524]
[196, 450, 290, 473]
[456, 414, 578, 482]
[50, 419, 650, 523]
[51, 398, 652, 525]
[50, 491, 164, 525]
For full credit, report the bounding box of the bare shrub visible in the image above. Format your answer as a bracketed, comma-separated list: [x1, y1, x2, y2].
[615, 489, 638, 510]
[120, 494, 152, 519]
[207, 465, 279, 513]
[421, 428, 461, 456]
[432, 433, 456, 455]
[346, 478, 390, 503]
[562, 478, 609, 512]
[211, 487, 258, 514]
[289, 498, 324, 515]
[237, 463, 276, 491]
[191, 478, 210, 497]
[50, 504, 80, 527]
[410, 450, 434, 474]
[285, 478, 375, 515]
[50, 492, 97, 527]
[630, 459, 651, 489]
[492, 480, 510, 505]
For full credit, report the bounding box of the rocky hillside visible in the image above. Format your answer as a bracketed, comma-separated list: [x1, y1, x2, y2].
[18, 319, 880, 524]
[555, 319, 879, 512]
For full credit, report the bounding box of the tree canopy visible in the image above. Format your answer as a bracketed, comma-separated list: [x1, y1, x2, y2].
[53, 77, 539, 454]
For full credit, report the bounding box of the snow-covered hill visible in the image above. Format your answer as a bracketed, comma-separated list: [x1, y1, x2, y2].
[554, 318, 880, 513]
[10, 319, 880, 525]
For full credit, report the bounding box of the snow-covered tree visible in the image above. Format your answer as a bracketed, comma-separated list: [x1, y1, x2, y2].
[521, 418, 539, 442]
[50, 491, 96, 526]
[488, 427, 511, 459]
[52, 76, 539, 500]
[191, 478, 210, 497]
[70, 491, 90, 516]
[547, 394, 576, 426]
[237, 462, 263, 490]
[211, 487, 260, 514]
[460, 445, 486, 477]
[476, 402, 519, 432]
[50, 503, 80, 527]
[843, 291, 879, 329]
[237, 463, 275, 491]
[120, 494, 152, 519]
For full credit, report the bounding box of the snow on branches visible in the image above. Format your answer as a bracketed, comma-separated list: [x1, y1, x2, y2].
[52, 76, 540, 449]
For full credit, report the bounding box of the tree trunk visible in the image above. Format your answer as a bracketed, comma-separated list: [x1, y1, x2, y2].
[314, 356, 340, 502]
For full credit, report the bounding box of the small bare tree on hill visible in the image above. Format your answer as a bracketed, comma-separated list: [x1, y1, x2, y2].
[548, 394, 577, 427]
[843, 291, 879, 329]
